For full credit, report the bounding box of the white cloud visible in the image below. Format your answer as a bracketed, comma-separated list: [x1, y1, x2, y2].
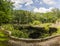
[43, 0, 56, 5]
[25, 0, 33, 6]
[35, 0, 39, 3]
[33, 7, 54, 13]
[11, 0, 33, 6]
[40, 2, 43, 4]
[13, 3, 22, 10]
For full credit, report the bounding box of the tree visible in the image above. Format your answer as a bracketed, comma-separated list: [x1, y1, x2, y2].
[52, 8, 60, 18]
[42, 12, 57, 23]
[13, 10, 35, 24]
[13, 10, 27, 24]
[0, 0, 13, 25]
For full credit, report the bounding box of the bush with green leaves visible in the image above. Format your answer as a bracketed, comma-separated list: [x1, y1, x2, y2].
[0, 0, 13, 25]
[0, 31, 8, 41]
[1, 24, 14, 31]
[30, 20, 41, 26]
[11, 30, 28, 38]
[0, 30, 8, 46]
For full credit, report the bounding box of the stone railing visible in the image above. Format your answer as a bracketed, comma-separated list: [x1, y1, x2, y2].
[5, 30, 60, 46]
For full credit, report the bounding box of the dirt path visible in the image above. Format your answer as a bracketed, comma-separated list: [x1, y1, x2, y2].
[40, 37, 60, 46]
[8, 36, 60, 46]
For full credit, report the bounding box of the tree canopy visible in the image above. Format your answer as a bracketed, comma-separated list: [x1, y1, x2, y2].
[0, 0, 13, 25]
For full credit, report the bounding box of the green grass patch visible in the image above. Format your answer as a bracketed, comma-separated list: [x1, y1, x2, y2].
[0, 30, 8, 46]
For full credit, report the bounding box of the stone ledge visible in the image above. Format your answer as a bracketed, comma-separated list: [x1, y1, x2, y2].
[5, 30, 60, 46]
[5, 30, 60, 42]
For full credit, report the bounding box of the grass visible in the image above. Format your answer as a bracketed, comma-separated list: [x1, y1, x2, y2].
[0, 30, 8, 46]
[0, 42, 8, 46]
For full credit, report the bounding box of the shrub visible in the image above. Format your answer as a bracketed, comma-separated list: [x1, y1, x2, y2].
[0, 30, 8, 42]
[0, 32, 6, 37]
[11, 30, 28, 38]
[1, 24, 14, 31]
[32, 21, 41, 25]
[41, 34, 49, 38]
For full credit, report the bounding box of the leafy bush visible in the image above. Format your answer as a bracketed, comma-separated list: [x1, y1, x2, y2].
[12, 30, 28, 38]
[41, 34, 49, 38]
[1, 24, 14, 31]
[0, 30, 8, 46]
[1, 23, 58, 39]
[40, 23, 52, 27]
[31, 21, 41, 25]
[0, 32, 6, 37]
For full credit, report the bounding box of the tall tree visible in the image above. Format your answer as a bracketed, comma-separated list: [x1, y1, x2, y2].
[0, 0, 13, 25]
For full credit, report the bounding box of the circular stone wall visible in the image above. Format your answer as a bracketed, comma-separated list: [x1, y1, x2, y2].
[8, 34, 60, 46]
[5, 30, 60, 46]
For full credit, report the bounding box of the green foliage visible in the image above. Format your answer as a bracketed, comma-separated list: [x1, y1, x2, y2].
[12, 30, 28, 38]
[13, 10, 33, 24]
[32, 21, 41, 25]
[10, 23, 58, 38]
[1, 24, 14, 31]
[42, 12, 58, 23]
[13, 8, 60, 24]
[0, 32, 6, 37]
[41, 34, 49, 38]
[0, 30, 8, 46]
[0, 42, 7, 46]
[0, 0, 13, 25]
[40, 23, 52, 27]
[0, 0, 60, 39]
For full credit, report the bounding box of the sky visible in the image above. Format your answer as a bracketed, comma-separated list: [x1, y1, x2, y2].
[11, 0, 60, 13]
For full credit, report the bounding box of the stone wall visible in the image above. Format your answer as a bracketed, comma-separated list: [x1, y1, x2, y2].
[7, 31, 60, 46]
